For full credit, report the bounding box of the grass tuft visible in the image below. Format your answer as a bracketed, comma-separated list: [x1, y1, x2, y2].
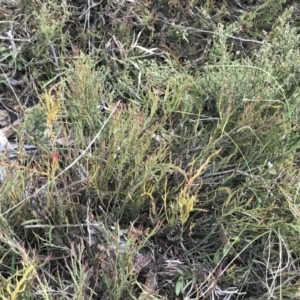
[1, 0, 300, 299]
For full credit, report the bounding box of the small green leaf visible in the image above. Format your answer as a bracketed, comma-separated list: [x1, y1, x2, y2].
[17, 61, 23, 71]
[175, 279, 183, 296]
[8, 57, 15, 67]
[268, 168, 277, 175]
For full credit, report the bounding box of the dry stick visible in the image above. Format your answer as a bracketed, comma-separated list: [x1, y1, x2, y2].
[86, 197, 92, 247]
[0, 36, 31, 42]
[0, 65, 24, 109]
[2, 101, 121, 217]
[23, 224, 103, 229]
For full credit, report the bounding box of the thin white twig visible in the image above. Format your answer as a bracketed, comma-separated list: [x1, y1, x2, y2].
[0, 36, 31, 41]
[23, 223, 104, 229]
[49, 41, 58, 66]
[86, 198, 92, 247]
[6, 30, 17, 53]
[156, 18, 265, 45]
